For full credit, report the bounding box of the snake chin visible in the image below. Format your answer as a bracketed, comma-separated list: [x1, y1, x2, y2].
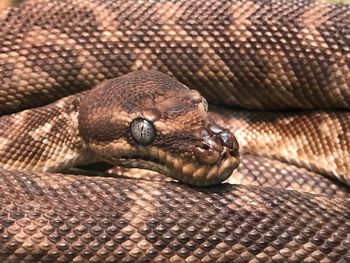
[106, 146, 239, 186]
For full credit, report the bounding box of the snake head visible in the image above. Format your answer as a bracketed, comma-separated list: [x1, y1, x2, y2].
[78, 71, 239, 186]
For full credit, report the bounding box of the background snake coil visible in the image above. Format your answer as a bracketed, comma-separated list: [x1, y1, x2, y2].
[0, 0, 349, 262]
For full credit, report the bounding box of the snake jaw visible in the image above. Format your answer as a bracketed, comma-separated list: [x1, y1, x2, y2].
[103, 145, 239, 186]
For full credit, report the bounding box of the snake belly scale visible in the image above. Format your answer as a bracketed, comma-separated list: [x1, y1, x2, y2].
[0, 0, 349, 262]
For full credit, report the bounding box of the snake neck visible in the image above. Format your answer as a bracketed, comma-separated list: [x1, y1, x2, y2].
[0, 93, 95, 172]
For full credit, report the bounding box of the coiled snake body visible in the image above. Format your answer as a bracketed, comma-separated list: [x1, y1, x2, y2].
[0, 0, 349, 262]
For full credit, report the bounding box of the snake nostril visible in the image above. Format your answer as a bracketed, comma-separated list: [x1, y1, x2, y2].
[229, 147, 239, 157]
[202, 143, 210, 150]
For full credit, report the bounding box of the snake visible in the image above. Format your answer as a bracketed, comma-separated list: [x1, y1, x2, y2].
[0, 0, 349, 262]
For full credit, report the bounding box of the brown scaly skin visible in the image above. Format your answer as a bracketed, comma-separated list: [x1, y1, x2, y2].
[229, 155, 350, 198]
[0, 170, 349, 263]
[0, 0, 349, 262]
[0, 0, 349, 113]
[210, 106, 350, 186]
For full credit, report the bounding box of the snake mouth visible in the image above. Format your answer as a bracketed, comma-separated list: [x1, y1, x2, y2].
[96, 122, 240, 186]
[107, 147, 239, 186]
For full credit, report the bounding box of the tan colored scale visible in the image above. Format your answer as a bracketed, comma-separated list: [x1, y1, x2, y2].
[210, 106, 350, 185]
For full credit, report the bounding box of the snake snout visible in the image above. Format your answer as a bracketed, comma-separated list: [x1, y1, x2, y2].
[192, 123, 240, 186]
[195, 124, 239, 162]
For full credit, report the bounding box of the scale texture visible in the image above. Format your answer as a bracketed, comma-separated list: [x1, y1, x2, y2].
[0, 171, 349, 263]
[0, 0, 349, 113]
[0, 0, 349, 262]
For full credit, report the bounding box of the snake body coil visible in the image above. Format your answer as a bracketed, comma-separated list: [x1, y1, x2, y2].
[0, 0, 349, 262]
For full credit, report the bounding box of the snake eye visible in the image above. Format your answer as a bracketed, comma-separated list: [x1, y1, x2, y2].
[130, 118, 156, 145]
[202, 97, 208, 112]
